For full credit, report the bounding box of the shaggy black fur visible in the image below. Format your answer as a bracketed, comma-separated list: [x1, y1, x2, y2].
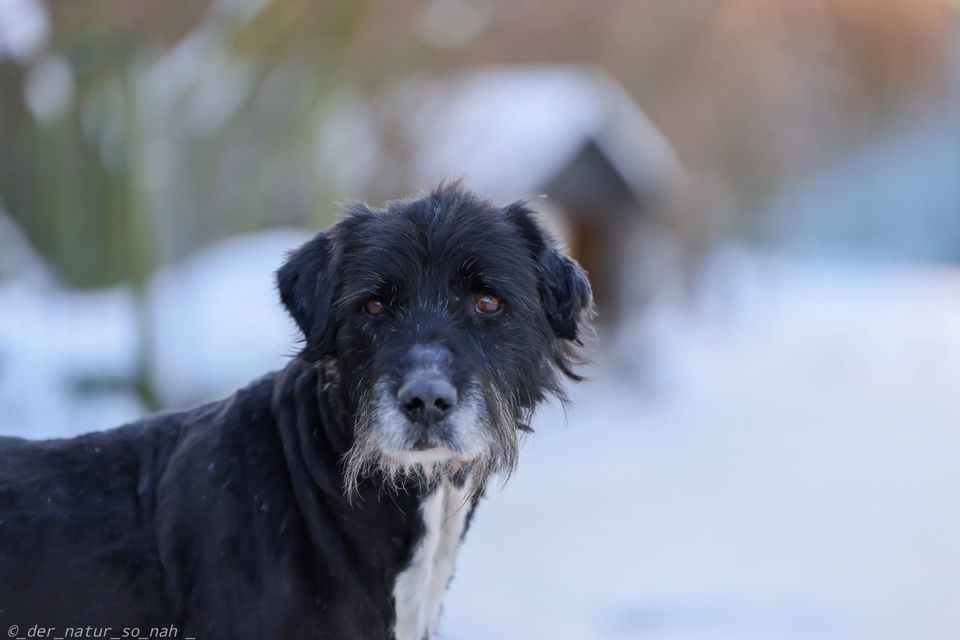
[0, 185, 591, 639]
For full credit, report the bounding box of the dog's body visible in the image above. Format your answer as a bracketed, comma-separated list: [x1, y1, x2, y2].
[0, 186, 591, 639]
[0, 362, 462, 638]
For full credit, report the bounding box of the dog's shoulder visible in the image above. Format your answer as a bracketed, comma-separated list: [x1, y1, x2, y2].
[157, 371, 283, 482]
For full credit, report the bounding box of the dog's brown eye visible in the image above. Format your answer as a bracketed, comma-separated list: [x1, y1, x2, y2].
[365, 298, 387, 316]
[474, 294, 503, 315]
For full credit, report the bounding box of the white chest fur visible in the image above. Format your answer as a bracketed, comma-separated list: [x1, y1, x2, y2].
[392, 479, 472, 640]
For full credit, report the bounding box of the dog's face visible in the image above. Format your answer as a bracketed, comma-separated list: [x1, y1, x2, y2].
[277, 186, 591, 490]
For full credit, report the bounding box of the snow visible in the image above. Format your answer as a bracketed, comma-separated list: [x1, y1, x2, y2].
[0, 0, 48, 62]
[441, 250, 960, 640]
[0, 227, 313, 435]
[147, 228, 312, 407]
[0, 282, 143, 438]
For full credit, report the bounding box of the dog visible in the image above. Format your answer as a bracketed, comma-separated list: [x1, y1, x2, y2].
[0, 184, 592, 639]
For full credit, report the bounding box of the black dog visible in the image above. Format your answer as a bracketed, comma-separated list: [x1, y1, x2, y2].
[0, 185, 591, 639]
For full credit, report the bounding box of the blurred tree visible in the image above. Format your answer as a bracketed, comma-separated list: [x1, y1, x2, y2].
[2, 0, 952, 286]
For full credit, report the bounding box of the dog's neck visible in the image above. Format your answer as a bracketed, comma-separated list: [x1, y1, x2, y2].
[271, 358, 479, 638]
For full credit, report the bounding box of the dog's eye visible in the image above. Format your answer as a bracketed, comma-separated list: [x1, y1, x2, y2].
[474, 294, 503, 315]
[364, 298, 387, 316]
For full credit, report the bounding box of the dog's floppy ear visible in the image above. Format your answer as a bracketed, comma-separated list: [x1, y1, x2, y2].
[506, 201, 593, 342]
[539, 248, 592, 342]
[276, 232, 338, 358]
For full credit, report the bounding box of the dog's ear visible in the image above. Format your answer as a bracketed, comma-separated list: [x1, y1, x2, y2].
[276, 232, 338, 358]
[505, 201, 593, 342]
[539, 248, 592, 342]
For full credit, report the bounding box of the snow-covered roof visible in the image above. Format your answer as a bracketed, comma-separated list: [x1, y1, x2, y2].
[394, 65, 681, 204]
[311, 65, 683, 207]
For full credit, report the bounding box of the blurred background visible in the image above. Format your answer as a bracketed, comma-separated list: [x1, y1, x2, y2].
[2, 0, 960, 638]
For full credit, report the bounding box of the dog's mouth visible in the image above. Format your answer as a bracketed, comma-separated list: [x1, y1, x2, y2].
[378, 408, 487, 465]
[408, 427, 454, 451]
[384, 443, 468, 467]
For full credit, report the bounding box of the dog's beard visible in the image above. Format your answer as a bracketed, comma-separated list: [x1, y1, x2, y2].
[342, 378, 524, 499]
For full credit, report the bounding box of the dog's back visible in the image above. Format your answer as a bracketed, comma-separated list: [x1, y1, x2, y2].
[0, 372, 296, 631]
[0, 414, 182, 626]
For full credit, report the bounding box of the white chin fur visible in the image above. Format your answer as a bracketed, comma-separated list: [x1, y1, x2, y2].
[386, 446, 467, 467]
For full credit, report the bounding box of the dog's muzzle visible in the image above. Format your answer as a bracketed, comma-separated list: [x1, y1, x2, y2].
[395, 344, 458, 449]
[345, 342, 499, 490]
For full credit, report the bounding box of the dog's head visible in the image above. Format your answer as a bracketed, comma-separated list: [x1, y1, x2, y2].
[277, 184, 592, 492]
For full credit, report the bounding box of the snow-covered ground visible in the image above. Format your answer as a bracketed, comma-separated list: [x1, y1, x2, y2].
[0, 281, 144, 438]
[443, 250, 960, 640]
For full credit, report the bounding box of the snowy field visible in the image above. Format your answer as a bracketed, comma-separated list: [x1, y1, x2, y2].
[443, 251, 960, 640]
[3, 238, 960, 640]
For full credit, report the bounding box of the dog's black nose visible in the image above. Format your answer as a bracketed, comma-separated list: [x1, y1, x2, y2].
[398, 375, 457, 425]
